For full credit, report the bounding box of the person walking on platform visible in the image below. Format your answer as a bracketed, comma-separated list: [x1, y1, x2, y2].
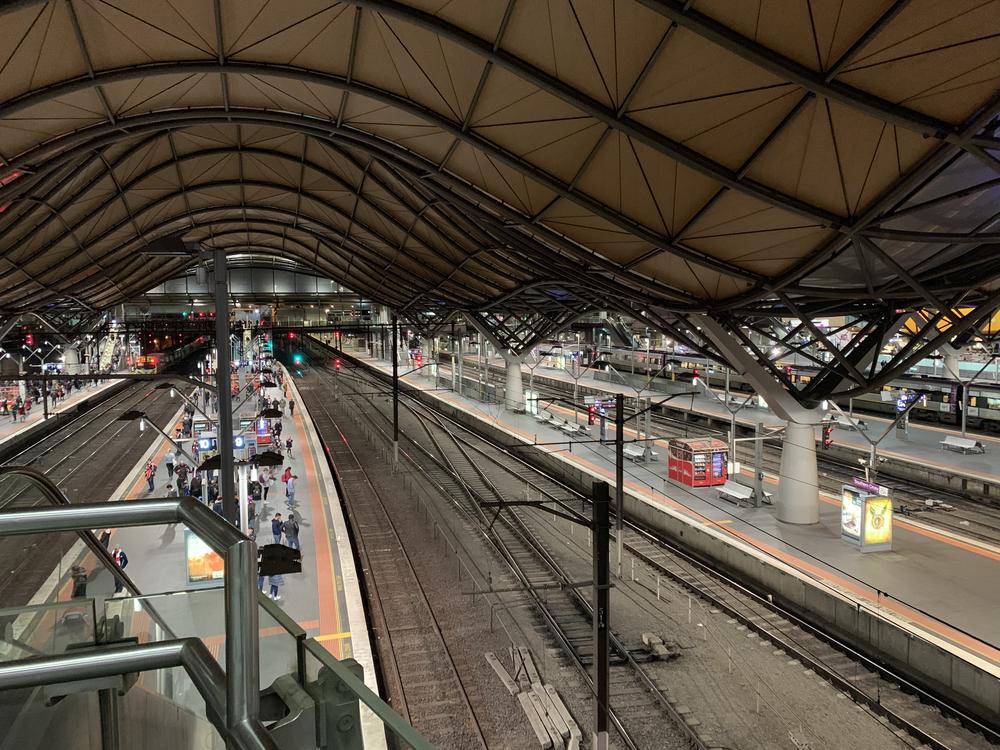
[111, 545, 129, 594]
[98, 529, 112, 549]
[289, 399, 295, 416]
[259, 469, 271, 501]
[271, 513, 283, 545]
[284, 437, 293, 458]
[175, 461, 190, 488]
[166, 483, 178, 497]
[284, 471, 299, 508]
[71, 566, 88, 599]
[283, 513, 300, 551]
[267, 573, 284, 602]
[164, 450, 175, 479]
[144, 460, 157, 492]
[189, 473, 202, 501]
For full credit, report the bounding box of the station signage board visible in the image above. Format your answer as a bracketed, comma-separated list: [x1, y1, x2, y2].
[851, 476, 889, 496]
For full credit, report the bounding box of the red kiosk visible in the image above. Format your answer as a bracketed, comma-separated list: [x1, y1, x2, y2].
[667, 438, 728, 487]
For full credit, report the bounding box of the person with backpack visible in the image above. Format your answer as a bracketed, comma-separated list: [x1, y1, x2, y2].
[270, 512, 283, 545]
[282, 513, 300, 551]
[284, 437, 293, 458]
[285, 472, 299, 508]
[144, 460, 157, 492]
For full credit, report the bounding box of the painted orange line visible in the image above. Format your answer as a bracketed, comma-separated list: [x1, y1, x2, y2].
[289, 369, 344, 660]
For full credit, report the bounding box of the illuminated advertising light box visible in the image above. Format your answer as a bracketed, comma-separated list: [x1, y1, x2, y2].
[863, 496, 893, 551]
[841, 484, 892, 552]
[840, 485, 864, 541]
[184, 530, 225, 587]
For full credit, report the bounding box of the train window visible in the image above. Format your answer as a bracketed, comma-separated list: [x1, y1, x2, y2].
[799, 375, 811, 384]
[969, 396, 977, 407]
[942, 394, 950, 403]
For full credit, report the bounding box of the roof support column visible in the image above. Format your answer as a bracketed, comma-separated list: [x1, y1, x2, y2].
[695, 316, 822, 524]
[502, 352, 525, 413]
[213, 247, 237, 525]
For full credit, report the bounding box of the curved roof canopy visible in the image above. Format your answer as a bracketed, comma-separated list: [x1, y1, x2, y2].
[0, 0, 998, 320]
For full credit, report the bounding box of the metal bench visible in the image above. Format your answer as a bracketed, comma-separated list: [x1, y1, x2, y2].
[719, 481, 754, 505]
[623, 445, 646, 462]
[832, 414, 868, 431]
[559, 421, 588, 435]
[940, 435, 987, 454]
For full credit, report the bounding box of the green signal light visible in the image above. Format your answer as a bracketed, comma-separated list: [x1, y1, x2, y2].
[292, 354, 303, 365]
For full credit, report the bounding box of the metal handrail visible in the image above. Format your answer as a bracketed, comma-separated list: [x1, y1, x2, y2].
[0, 466, 179, 640]
[303, 638, 435, 750]
[0, 497, 260, 741]
[0, 638, 276, 750]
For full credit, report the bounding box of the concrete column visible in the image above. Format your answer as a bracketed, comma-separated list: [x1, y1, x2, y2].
[777, 421, 820, 524]
[942, 346, 961, 381]
[62, 347, 81, 374]
[503, 354, 525, 412]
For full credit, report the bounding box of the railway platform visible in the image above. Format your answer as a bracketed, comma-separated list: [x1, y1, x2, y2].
[0, 378, 120, 449]
[460, 354, 1000, 492]
[346, 348, 1000, 677]
[44, 365, 381, 740]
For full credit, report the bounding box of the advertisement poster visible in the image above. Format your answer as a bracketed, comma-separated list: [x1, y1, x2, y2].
[840, 486, 863, 540]
[185, 531, 225, 587]
[863, 497, 893, 548]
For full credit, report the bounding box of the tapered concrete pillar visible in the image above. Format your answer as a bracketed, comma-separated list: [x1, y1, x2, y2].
[777, 421, 820, 524]
[941, 346, 961, 381]
[62, 346, 80, 374]
[696, 315, 824, 525]
[504, 354, 525, 412]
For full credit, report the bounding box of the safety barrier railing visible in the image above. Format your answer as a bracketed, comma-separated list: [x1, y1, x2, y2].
[0, 492, 431, 750]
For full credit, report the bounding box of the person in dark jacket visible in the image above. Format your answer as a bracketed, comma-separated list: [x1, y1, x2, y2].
[282, 513, 300, 551]
[111, 545, 128, 594]
[271, 513, 283, 545]
[71, 566, 88, 598]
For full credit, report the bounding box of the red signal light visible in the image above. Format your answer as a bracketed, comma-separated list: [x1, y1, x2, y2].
[822, 424, 833, 450]
[334, 358, 341, 370]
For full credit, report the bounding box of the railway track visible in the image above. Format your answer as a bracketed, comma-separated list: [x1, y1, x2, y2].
[300, 377, 490, 750]
[305, 362, 693, 750]
[0, 361, 200, 606]
[304, 341, 999, 750]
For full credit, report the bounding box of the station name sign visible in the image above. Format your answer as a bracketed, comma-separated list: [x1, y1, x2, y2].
[851, 476, 889, 496]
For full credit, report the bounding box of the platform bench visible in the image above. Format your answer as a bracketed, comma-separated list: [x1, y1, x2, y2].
[719, 481, 754, 506]
[832, 415, 868, 431]
[623, 445, 646, 462]
[940, 435, 987, 454]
